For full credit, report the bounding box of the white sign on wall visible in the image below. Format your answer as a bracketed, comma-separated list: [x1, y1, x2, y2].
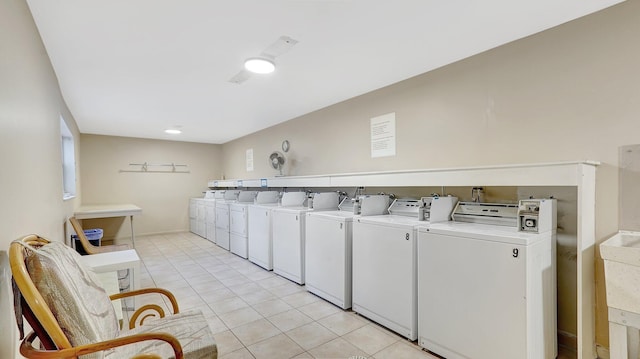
[246, 148, 254, 171]
[370, 112, 396, 158]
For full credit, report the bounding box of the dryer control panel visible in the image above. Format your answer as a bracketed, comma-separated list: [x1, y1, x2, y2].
[421, 196, 458, 222]
[388, 198, 422, 218]
[517, 199, 557, 233]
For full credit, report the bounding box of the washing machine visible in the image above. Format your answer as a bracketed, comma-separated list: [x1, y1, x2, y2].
[229, 191, 258, 258]
[204, 190, 223, 243]
[305, 194, 390, 309]
[417, 199, 557, 359]
[272, 192, 339, 284]
[352, 196, 458, 340]
[214, 190, 240, 250]
[189, 198, 199, 236]
[189, 196, 208, 238]
[247, 191, 293, 270]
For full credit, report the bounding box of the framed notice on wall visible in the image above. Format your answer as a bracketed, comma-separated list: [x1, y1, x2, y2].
[246, 149, 254, 171]
[370, 112, 396, 158]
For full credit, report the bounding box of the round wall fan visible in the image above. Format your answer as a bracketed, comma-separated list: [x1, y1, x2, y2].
[269, 151, 286, 176]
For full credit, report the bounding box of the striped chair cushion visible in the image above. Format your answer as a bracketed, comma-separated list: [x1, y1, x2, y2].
[26, 241, 119, 359]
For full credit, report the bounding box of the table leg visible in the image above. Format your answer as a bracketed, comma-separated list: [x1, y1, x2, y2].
[629, 326, 640, 359]
[610, 321, 629, 359]
[130, 215, 136, 248]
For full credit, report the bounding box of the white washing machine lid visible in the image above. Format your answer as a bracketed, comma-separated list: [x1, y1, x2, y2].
[421, 221, 553, 245]
[255, 191, 280, 204]
[355, 214, 426, 229]
[281, 192, 307, 207]
[306, 210, 355, 221]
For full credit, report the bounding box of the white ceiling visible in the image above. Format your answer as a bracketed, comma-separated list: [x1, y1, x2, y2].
[27, 0, 624, 144]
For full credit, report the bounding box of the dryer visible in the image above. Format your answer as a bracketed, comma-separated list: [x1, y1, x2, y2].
[189, 194, 209, 238]
[204, 190, 223, 243]
[229, 191, 258, 258]
[352, 196, 457, 340]
[248, 192, 303, 270]
[214, 190, 240, 250]
[272, 192, 339, 284]
[189, 198, 199, 236]
[417, 199, 557, 359]
[305, 194, 390, 309]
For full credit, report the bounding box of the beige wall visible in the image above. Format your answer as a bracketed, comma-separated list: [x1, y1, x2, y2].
[0, 0, 82, 357]
[2, 0, 636, 354]
[79, 135, 222, 239]
[221, 0, 640, 349]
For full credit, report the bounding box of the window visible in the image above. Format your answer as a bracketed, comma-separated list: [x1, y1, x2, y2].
[60, 116, 76, 200]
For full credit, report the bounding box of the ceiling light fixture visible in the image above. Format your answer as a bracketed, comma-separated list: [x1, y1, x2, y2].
[164, 129, 182, 135]
[244, 57, 275, 74]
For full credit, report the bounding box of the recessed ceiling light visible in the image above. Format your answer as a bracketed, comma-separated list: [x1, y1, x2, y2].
[244, 57, 275, 74]
[164, 129, 182, 135]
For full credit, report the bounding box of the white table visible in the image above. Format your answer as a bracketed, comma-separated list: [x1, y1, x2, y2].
[80, 249, 141, 310]
[75, 204, 142, 247]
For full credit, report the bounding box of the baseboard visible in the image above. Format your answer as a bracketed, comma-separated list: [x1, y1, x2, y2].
[104, 229, 188, 242]
[134, 229, 187, 237]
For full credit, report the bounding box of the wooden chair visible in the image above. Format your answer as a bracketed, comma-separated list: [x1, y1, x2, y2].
[10, 234, 217, 359]
[69, 216, 130, 254]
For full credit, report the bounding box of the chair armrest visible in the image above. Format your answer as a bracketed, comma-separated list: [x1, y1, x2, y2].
[110, 287, 179, 314]
[110, 287, 181, 329]
[20, 330, 184, 359]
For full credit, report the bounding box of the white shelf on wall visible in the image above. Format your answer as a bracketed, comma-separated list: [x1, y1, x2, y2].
[206, 160, 600, 359]
[209, 161, 598, 188]
[238, 179, 263, 187]
[208, 179, 237, 187]
[327, 161, 596, 187]
[267, 175, 332, 188]
[208, 179, 265, 188]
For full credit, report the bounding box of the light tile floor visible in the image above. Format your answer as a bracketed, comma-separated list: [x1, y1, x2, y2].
[123, 232, 577, 359]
